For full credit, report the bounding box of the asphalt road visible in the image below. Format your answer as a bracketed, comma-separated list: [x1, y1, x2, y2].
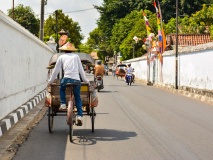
[13, 73, 213, 160]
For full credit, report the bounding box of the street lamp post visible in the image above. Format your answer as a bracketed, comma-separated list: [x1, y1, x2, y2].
[55, 10, 59, 52]
[175, 0, 178, 89]
[132, 44, 135, 59]
[133, 36, 140, 59]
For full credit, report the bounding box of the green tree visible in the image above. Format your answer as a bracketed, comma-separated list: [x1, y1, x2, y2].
[118, 10, 157, 60]
[165, 18, 177, 34]
[161, 0, 212, 23]
[110, 10, 141, 52]
[86, 27, 113, 60]
[44, 10, 83, 48]
[87, 28, 104, 50]
[78, 43, 93, 54]
[7, 4, 40, 36]
[95, 0, 132, 39]
[95, 0, 212, 37]
[180, 4, 213, 34]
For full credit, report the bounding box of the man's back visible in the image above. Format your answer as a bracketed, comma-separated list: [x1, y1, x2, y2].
[94, 65, 105, 77]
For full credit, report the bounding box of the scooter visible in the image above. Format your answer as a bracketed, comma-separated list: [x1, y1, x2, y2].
[86, 69, 91, 74]
[126, 72, 133, 86]
[95, 76, 103, 92]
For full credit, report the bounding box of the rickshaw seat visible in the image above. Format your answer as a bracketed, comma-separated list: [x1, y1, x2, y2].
[66, 83, 79, 86]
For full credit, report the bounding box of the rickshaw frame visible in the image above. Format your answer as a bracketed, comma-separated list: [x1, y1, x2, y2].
[45, 52, 96, 142]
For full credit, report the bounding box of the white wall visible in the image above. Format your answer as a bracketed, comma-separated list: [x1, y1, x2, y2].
[179, 50, 213, 90]
[0, 12, 55, 120]
[125, 43, 213, 91]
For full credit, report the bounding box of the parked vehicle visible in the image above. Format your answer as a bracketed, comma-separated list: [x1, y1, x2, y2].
[95, 76, 103, 92]
[104, 65, 108, 75]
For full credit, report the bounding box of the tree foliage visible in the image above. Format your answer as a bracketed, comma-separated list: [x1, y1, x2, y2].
[7, 4, 40, 36]
[165, 4, 213, 35]
[78, 43, 93, 54]
[95, 0, 212, 39]
[181, 4, 213, 34]
[44, 10, 83, 48]
[95, 0, 132, 39]
[117, 10, 157, 60]
[88, 0, 213, 60]
[85, 27, 113, 60]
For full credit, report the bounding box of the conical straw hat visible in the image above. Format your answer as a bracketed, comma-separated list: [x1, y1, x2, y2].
[59, 42, 77, 51]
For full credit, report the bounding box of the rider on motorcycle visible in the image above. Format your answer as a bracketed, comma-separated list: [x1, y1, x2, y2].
[94, 60, 105, 87]
[125, 63, 135, 83]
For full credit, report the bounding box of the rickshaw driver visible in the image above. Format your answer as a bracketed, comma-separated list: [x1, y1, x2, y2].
[47, 42, 90, 125]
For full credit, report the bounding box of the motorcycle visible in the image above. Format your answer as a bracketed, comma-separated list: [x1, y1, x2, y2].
[126, 71, 133, 86]
[86, 69, 91, 74]
[95, 76, 103, 92]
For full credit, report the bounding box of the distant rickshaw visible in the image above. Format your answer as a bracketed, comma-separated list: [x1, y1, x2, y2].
[115, 64, 127, 80]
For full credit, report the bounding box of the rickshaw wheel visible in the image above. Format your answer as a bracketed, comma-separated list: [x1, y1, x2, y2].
[48, 107, 54, 133]
[67, 101, 74, 142]
[69, 125, 73, 143]
[91, 107, 95, 132]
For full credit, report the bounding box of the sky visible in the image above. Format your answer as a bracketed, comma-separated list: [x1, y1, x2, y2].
[0, 0, 103, 43]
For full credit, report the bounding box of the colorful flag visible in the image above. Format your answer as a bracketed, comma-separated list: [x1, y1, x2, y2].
[143, 11, 152, 41]
[158, 2, 166, 54]
[153, 0, 162, 53]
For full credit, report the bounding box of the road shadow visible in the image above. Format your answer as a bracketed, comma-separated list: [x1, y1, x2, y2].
[96, 113, 109, 115]
[72, 129, 137, 145]
[97, 90, 118, 93]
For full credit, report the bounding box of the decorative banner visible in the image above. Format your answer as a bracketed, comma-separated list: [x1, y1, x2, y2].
[153, 0, 161, 54]
[143, 11, 152, 41]
[158, 1, 166, 54]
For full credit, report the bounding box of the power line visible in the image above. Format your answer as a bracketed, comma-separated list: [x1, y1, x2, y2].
[64, 8, 95, 14]
[16, 0, 23, 6]
[36, 0, 133, 16]
[49, 0, 56, 10]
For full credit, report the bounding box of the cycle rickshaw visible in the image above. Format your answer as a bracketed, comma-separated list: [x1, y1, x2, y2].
[115, 64, 127, 80]
[45, 53, 97, 142]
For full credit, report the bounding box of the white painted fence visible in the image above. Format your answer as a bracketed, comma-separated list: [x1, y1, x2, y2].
[0, 12, 55, 120]
[125, 43, 213, 91]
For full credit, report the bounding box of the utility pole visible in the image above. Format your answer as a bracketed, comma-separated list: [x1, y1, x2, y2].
[13, 0, 14, 20]
[40, 0, 44, 41]
[133, 44, 135, 59]
[55, 10, 59, 52]
[175, 0, 178, 89]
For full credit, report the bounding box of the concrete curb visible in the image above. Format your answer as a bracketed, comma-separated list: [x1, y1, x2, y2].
[135, 78, 213, 106]
[0, 90, 46, 137]
[155, 84, 213, 106]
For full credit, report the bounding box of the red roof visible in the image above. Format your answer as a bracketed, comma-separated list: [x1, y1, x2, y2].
[168, 34, 213, 46]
